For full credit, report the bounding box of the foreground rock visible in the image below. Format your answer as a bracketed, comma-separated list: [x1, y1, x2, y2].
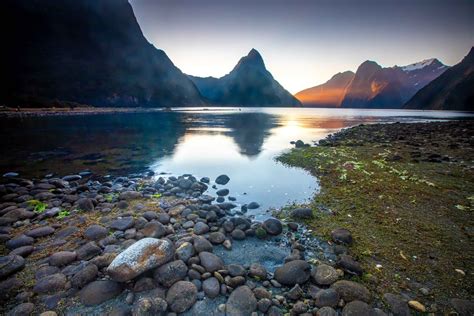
[165, 281, 197, 313]
[0, 255, 25, 279]
[226, 285, 257, 316]
[274, 260, 311, 286]
[107, 238, 175, 282]
[79, 280, 123, 306]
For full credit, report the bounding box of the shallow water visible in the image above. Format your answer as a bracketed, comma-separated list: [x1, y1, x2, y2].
[1, 108, 472, 217]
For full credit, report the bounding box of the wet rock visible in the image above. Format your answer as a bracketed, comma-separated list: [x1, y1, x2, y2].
[226, 285, 257, 316]
[107, 238, 175, 282]
[7, 302, 35, 316]
[253, 286, 272, 299]
[383, 293, 410, 316]
[154, 260, 188, 287]
[63, 175, 81, 182]
[286, 284, 303, 300]
[215, 175, 230, 185]
[314, 288, 340, 308]
[109, 217, 135, 231]
[342, 300, 372, 315]
[119, 191, 141, 200]
[49, 251, 77, 267]
[199, 252, 224, 272]
[11, 245, 34, 257]
[316, 306, 337, 316]
[193, 222, 210, 235]
[76, 242, 101, 260]
[257, 298, 272, 313]
[77, 198, 94, 211]
[141, 221, 166, 238]
[247, 202, 260, 209]
[216, 189, 230, 196]
[331, 228, 353, 245]
[33, 273, 67, 294]
[249, 263, 267, 280]
[6, 235, 34, 250]
[331, 280, 371, 303]
[25, 226, 55, 238]
[231, 229, 246, 240]
[194, 236, 213, 253]
[228, 264, 246, 277]
[262, 218, 283, 235]
[274, 260, 311, 286]
[175, 241, 195, 262]
[165, 281, 197, 313]
[312, 264, 339, 285]
[132, 296, 168, 316]
[84, 225, 108, 241]
[0, 255, 25, 278]
[209, 232, 226, 244]
[337, 255, 363, 276]
[202, 276, 220, 298]
[451, 298, 474, 316]
[79, 280, 122, 306]
[71, 264, 98, 289]
[291, 208, 313, 219]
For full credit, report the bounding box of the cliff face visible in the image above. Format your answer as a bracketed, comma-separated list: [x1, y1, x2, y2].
[189, 49, 301, 107]
[405, 47, 474, 111]
[0, 0, 203, 107]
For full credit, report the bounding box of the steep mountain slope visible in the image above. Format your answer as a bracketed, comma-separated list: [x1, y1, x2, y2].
[0, 0, 203, 107]
[295, 71, 355, 107]
[189, 49, 301, 107]
[340, 59, 448, 108]
[405, 47, 474, 111]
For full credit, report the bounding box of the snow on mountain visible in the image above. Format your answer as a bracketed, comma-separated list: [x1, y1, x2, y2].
[401, 58, 438, 72]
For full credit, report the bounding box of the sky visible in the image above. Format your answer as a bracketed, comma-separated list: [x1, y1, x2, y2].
[129, 0, 474, 94]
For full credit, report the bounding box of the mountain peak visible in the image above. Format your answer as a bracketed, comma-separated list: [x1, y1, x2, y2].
[234, 48, 266, 71]
[401, 58, 446, 72]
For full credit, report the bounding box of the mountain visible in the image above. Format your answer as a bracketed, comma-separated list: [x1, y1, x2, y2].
[295, 71, 355, 107]
[340, 58, 448, 108]
[189, 49, 301, 107]
[0, 0, 203, 107]
[405, 47, 474, 111]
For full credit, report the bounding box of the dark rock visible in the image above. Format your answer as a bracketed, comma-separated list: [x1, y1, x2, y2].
[286, 284, 303, 300]
[199, 252, 224, 272]
[262, 218, 283, 235]
[49, 251, 77, 267]
[25, 226, 55, 238]
[7, 302, 35, 316]
[84, 225, 108, 241]
[154, 260, 187, 287]
[0, 255, 25, 278]
[6, 235, 34, 250]
[35, 266, 60, 279]
[202, 277, 220, 298]
[193, 222, 209, 235]
[231, 229, 246, 240]
[132, 296, 167, 316]
[451, 298, 474, 316]
[331, 280, 371, 303]
[247, 202, 260, 209]
[342, 300, 373, 316]
[226, 285, 257, 316]
[291, 208, 313, 219]
[228, 264, 246, 277]
[119, 191, 141, 200]
[193, 236, 213, 253]
[249, 263, 267, 280]
[337, 255, 363, 276]
[216, 188, 230, 196]
[10, 245, 34, 257]
[141, 221, 166, 238]
[314, 288, 340, 308]
[268, 306, 284, 316]
[331, 228, 353, 245]
[33, 273, 67, 294]
[316, 307, 337, 316]
[76, 242, 101, 260]
[215, 175, 230, 185]
[63, 175, 82, 182]
[383, 293, 410, 316]
[208, 232, 226, 244]
[109, 217, 135, 231]
[79, 280, 122, 306]
[165, 281, 197, 313]
[274, 260, 311, 286]
[312, 264, 339, 285]
[77, 198, 94, 211]
[257, 298, 272, 313]
[71, 264, 98, 288]
[107, 238, 175, 282]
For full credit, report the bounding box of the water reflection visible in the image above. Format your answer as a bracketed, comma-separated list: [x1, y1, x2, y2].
[1, 108, 472, 216]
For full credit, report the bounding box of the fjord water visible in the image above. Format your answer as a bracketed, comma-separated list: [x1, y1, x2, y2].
[1, 108, 472, 218]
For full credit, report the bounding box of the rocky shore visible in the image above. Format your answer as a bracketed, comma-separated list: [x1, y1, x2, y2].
[1, 168, 391, 316]
[0, 107, 168, 118]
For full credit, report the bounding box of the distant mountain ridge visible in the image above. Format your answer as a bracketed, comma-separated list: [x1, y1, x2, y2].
[0, 0, 205, 108]
[189, 49, 301, 107]
[405, 47, 474, 111]
[296, 58, 448, 108]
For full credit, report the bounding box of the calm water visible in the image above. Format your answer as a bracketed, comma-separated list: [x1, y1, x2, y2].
[1, 108, 472, 217]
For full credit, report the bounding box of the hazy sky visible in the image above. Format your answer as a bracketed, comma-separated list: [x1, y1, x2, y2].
[129, 0, 474, 93]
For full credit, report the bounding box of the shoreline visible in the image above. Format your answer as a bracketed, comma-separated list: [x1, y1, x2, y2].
[277, 120, 474, 314]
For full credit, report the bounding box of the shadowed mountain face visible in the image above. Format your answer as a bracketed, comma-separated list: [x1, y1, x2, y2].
[340, 59, 448, 108]
[295, 71, 355, 107]
[405, 47, 474, 111]
[0, 0, 203, 107]
[189, 49, 301, 107]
